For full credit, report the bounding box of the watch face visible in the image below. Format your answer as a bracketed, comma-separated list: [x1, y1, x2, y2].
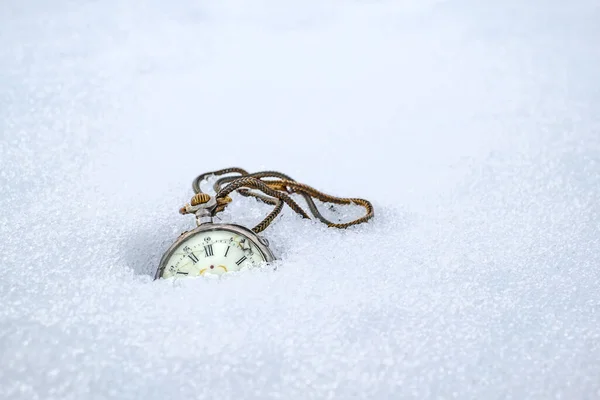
[156, 225, 273, 279]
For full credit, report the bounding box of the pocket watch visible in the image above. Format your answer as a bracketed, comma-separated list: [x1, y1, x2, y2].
[154, 168, 374, 280]
[155, 223, 275, 279]
[155, 195, 275, 279]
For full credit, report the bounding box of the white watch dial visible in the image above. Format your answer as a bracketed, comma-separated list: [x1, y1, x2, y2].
[160, 229, 267, 279]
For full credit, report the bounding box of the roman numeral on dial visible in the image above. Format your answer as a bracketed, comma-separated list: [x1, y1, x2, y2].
[236, 256, 247, 266]
[204, 245, 214, 257]
[188, 253, 199, 264]
[224, 246, 230, 257]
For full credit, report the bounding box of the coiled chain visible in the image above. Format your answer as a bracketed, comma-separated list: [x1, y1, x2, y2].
[180, 168, 374, 233]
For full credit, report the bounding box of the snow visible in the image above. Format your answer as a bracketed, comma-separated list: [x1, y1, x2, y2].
[1, 0, 600, 398]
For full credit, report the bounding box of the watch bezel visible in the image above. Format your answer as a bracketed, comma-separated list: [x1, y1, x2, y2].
[154, 223, 276, 280]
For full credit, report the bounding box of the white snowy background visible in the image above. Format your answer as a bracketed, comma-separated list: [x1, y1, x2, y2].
[1, 0, 599, 399]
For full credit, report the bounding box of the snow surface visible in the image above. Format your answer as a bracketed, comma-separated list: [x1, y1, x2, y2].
[1, 0, 600, 399]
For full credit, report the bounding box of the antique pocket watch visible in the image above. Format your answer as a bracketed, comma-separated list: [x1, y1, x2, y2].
[155, 168, 374, 280]
[155, 222, 275, 279]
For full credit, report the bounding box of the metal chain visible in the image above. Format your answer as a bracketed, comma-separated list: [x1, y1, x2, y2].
[182, 168, 374, 233]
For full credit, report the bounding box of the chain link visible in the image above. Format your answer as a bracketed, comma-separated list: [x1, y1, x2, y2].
[182, 168, 374, 233]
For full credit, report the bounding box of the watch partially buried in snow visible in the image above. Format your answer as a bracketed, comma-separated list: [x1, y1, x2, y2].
[154, 168, 374, 280]
[155, 223, 275, 279]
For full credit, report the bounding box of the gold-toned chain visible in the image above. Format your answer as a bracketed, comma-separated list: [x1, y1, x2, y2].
[180, 168, 374, 233]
